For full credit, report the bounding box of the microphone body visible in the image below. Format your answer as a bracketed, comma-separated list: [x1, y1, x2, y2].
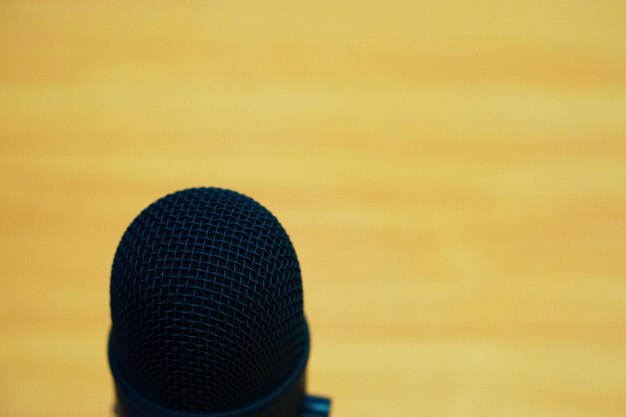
[109, 328, 312, 417]
[107, 188, 331, 417]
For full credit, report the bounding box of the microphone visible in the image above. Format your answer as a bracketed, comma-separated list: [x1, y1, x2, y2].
[107, 187, 331, 417]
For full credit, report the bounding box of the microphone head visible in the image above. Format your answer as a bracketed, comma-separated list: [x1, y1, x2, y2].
[109, 188, 306, 413]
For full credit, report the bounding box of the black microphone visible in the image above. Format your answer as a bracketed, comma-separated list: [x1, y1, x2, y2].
[107, 187, 331, 417]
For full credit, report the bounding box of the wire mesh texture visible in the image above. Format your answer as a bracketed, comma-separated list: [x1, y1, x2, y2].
[110, 188, 306, 413]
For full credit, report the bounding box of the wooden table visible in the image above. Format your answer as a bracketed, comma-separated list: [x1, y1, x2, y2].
[1, 2, 625, 416]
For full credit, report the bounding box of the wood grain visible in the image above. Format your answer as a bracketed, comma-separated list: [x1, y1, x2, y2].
[0, 1, 625, 416]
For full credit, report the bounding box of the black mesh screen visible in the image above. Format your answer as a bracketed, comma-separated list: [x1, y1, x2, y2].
[110, 188, 306, 413]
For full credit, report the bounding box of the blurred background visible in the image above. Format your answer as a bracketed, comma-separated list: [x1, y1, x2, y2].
[0, 1, 625, 416]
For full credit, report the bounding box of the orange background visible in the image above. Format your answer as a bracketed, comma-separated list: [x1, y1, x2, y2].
[1, 2, 625, 417]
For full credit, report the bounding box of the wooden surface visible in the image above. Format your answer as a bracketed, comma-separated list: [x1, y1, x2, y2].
[1, 2, 625, 416]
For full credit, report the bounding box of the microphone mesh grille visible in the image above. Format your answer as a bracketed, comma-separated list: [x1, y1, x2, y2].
[110, 188, 305, 413]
